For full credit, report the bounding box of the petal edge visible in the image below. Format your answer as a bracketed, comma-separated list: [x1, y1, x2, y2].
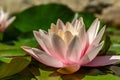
[83, 56, 120, 67]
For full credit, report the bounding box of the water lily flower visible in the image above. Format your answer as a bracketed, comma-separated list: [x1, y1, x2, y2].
[0, 8, 15, 32]
[21, 18, 120, 74]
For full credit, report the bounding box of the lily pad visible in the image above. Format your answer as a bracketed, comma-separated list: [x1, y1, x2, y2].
[83, 74, 120, 80]
[0, 57, 31, 79]
[107, 27, 120, 54]
[12, 4, 75, 33]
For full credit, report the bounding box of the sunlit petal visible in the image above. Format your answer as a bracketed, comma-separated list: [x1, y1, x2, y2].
[21, 46, 64, 68]
[21, 46, 39, 58]
[87, 18, 100, 44]
[78, 23, 89, 57]
[52, 34, 66, 60]
[49, 23, 58, 34]
[33, 31, 53, 55]
[92, 26, 106, 45]
[67, 36, 81, 62]
[0, 8, 15, 32]
[56, 19, 65, 30]
[64, 31, 73, 44]
[80, 41, 104, 65]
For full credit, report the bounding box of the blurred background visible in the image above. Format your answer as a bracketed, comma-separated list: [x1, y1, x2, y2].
[0, 0, 120, 27]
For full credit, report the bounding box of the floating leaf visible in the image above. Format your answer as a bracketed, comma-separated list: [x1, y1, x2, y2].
[83, 74, 120, 80]
[0, 38, 37, 57]
[12, 4, 75, 32]
[35, 69, 61, 80]
[107, 27, 120, 54]
[0, 57, 31, 79]
[0, 38, 37, 79]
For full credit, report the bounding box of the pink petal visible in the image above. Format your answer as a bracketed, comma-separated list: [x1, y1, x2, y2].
[56, 19, 64, 30]
[6, 16, 16, 27]
[33, 30, 53, 55]
[75, 17, 84, 31]
[71, 18, 78, 27]
[49, 23, 58, 34]
[64, 31, 73, 44]
[78, 22, 89, 57]
[80, 41, 104, 65]
[72, 17, 83, 29]
[91, 26, 106, 45]
[21, 46, 64, 68]
[78, 17, 84, 25]
[0, 9, 5, 21]
[71, 13, 79, 26]
[51, 34, 66, 61]
[83, 56, 120, 67]
[86, 26, 105, 54]
[87, 18, 100, 44]
[67, 36, 81, 62]
[21, 46, 39, 58]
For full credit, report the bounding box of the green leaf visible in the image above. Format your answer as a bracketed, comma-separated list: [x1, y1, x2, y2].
[0, 38, 37, 79]
[13, 4, 75, 32]
[0, 57, 31, 79]
[109, 35, 120, 54]
[0, 44, 25, 57]
[36, 69, 61, 80]
[0, 38, 37, 57]
[107, 27, 120, 54]
[109, 43, 120, 54]
[1, 66, 35, 80]
[3, 26, 20, 42]
[0, 32, 3, 40]
[0, 57, 12, 63]
[83, 74, 120, 80]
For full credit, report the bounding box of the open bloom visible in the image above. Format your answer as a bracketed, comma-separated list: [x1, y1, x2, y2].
[21, 18, 120, 74]
[0, 8, 15, 32]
